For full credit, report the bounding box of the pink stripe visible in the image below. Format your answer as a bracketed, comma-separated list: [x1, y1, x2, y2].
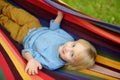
[89, 64, 120, 78]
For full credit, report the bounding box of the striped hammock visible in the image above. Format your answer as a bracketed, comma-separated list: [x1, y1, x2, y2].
[0, 0, 120, 80]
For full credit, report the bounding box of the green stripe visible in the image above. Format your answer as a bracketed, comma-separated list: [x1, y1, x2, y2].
[59, 68, 106, 80]
[0, 67, 6, 80]
[97, 49, 120, 62]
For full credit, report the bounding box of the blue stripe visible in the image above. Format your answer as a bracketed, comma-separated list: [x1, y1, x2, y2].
[53, 70, 90, 80]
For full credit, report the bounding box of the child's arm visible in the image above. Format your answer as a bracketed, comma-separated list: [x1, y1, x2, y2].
[54, 11, 63, 24]
[24, 52, 42, 75]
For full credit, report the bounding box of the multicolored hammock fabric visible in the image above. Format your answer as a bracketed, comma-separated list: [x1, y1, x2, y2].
[0, 0, 120, 80]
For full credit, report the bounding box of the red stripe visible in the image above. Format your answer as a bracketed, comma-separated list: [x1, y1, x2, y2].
[29, 0, 120, 44]
[0, 29, 55, 80]
[0, 52, 15, 80]
[0, 44, 23, 79]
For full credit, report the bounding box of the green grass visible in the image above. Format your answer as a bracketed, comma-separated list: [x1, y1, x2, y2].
[61, 0, 120, 26]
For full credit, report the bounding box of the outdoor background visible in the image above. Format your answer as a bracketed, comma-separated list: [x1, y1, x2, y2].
[61, 0, 120, 26]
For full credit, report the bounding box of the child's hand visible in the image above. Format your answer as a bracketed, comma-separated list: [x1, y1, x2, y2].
[57, 11, 63, 18]
[25, 58, 42, 75]
[54, 11, 63, 24]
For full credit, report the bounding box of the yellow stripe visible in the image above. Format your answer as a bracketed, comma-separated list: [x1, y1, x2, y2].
[96, 55, 120, 70]
[79, 69, 118, 80]
[0, 36, 31, 80]
[59, 0, 70, 6]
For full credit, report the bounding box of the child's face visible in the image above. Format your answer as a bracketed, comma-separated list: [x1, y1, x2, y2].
[58, 41, 87, 63]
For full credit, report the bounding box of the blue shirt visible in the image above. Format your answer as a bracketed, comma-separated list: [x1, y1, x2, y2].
[22, 20, 74, 70]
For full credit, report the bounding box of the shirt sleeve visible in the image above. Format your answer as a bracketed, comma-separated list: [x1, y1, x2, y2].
[22, 48, 50, 69]
[22, 48, 39, 59]
[22, 49, 63, 70]
[49, 19, 60, 30]
[34, 54, 64, 70]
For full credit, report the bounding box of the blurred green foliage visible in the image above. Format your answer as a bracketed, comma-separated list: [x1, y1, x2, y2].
[62, 0, 120, 26]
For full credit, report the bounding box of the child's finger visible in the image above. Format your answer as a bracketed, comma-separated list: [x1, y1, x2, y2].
[25, 65, 29, 72]
[28, 69, 32, 75]
[34, 68, 38, 74]
[38, 64, 42, 70]
[31, 70, 35, 75]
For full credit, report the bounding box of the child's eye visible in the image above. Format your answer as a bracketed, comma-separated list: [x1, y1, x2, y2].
[72, 44, 75, 47]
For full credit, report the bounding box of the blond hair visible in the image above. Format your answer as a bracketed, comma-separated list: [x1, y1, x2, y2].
[65, 39, 97, 70]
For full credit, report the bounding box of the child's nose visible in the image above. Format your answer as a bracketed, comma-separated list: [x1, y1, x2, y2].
[65, 47, 72, 52]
